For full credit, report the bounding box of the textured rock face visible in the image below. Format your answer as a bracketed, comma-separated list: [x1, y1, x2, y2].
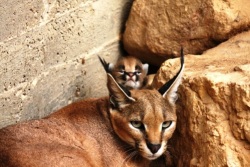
[123, 0, 250, 65]
[152, 31, 250, 166]
[0, 0, 132, 128]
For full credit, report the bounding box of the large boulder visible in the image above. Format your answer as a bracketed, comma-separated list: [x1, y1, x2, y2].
[123, 0, 250, 66]
[152, 31, 250, 166]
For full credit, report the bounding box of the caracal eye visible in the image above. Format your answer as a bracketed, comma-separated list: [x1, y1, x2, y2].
[130, 121, 144, 129]
[162, 121, 172, 129]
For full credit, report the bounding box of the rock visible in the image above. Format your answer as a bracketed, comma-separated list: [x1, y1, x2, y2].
[123, 0, 250, 66]
[152, 31, 250, 166]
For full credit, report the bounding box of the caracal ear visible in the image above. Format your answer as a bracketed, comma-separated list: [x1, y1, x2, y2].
[143, 63, 149, 75]
[158, 47, 185, 104]
[107, 73, 135, 108]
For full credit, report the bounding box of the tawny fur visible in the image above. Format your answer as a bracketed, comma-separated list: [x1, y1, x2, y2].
[0, 96, 172, 167]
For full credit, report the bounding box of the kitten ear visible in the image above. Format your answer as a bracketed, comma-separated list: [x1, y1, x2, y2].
[108, 63, 114, 71]
[158, 47, 184, 103]
[143, 63, 149, 75]
[107, 73, 135, 108]
[98, 56, 113, 73]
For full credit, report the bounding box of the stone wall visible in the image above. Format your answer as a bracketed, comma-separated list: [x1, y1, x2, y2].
[0, 0, 133, 128]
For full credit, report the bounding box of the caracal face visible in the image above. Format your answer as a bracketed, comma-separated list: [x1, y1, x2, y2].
[110, 89, 177, 160]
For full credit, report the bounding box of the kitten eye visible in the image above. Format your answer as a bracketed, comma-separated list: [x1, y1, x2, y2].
[130, 121, 144, 130]
[135, 71, 141, 75]
[119, 70, 125, 74]
[162, 121, 172, 129]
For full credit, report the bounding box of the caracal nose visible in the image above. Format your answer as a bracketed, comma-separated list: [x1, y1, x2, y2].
[146, 143, 161, 154]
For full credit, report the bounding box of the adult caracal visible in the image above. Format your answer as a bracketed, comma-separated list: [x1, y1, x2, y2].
[0, 50, 184, 167]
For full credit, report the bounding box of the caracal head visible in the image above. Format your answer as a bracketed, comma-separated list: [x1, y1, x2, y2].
[110, 89, 177, 160]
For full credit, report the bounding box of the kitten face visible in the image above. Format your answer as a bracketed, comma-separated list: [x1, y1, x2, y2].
[111, 56, 148, 90]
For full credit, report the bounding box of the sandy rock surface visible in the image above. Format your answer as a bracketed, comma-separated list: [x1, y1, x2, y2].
[152, 31, 250, 166]
[123, 0, 250, 66]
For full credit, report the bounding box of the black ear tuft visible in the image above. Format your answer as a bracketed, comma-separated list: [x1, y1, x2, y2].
[98, 56, 112, 73]
[158, 47, 185, 101]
